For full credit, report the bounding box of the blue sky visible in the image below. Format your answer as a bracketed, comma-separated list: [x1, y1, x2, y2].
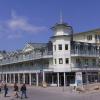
[0, 0, 100, 51]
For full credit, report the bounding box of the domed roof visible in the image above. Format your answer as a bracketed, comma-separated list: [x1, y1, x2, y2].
[51, 22, 72, 30]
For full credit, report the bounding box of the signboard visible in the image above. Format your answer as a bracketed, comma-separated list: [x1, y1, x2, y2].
[75, 72, 83, 86]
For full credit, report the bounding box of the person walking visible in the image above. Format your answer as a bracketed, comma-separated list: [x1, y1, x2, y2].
[13, 83, 19, 98]
[0, 86, 1, 93]
[4, 84, 8, 97]
[20, 84, 27, 99]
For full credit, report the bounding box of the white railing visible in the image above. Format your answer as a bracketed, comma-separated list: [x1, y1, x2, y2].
[71, 50, 99, 57]
[71, 64, 100, 71]
[0, 51, 53, 65]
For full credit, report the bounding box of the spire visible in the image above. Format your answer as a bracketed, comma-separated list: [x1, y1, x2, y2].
[60, 10, 63, 24]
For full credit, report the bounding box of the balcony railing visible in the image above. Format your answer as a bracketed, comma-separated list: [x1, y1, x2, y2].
[0, 51, 53, 65]
[71, 67, 100, 71]
[71, 64, 100, 71]
[71, 50, 99, 57]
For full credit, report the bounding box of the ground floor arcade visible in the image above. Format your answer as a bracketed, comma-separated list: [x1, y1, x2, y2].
[0, 71, 99, 86]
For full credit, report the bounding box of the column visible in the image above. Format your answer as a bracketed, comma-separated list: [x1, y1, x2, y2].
[23, 73, 25, 84]
[6, 74, 7, 83]
[2, 74, 4, 82]
[52, 74, 54, 84]
[36, 73, 39, 86]
[43, 71, 45, 83]
[64, 72, 66, 87]
[57, 72, 59, 87]
[0, 74, 2, 80]
[13, 74, 15, 83]
[9, 74, 11, 83]
[18, 73, 20, 84]
[1, 74, 2, 81]
[29, 73, 32, 85]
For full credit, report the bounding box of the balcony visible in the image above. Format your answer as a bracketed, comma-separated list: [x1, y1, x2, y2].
[71, 50, 99, 57]
[0, 51, 53, 65]
[71, 41, 100, 57]
[71, 64, 100, 71]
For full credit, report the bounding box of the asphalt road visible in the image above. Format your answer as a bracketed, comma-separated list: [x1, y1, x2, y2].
[0, 86, 100, 100]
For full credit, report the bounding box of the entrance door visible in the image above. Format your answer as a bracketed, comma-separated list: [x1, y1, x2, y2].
[66, 72, 75, 86]
[59, 74, 64, 86]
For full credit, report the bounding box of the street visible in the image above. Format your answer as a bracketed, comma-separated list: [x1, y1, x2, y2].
[0, 86, 100, 100]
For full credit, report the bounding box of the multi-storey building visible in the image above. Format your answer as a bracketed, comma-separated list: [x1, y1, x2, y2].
[0, 20, 100, 87]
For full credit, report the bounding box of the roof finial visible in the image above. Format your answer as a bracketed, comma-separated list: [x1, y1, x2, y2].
[60, 10, 63, 24]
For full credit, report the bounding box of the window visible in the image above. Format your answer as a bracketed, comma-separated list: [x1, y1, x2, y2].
[76, 58, 81, 66]
[65, 58, 69, 64]
[58, 44, 62, 50]
[54, 59, 57, 64]
[59, 58, 63, 64]
[92, 59, 96, 66]
[54, 45, 56, 51]
[65, 44, 68, 50]
[87, 35, 92, 40]
[84, 59, 88, 66]
[76, 58, 80, 63]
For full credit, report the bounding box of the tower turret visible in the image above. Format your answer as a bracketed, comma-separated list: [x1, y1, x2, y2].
[51, 22, 73, 36]
[51, 19, 73, 72]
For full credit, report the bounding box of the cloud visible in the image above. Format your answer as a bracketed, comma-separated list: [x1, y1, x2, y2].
[0, 11, 47, 39]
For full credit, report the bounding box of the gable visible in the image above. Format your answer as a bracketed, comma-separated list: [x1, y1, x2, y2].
[23, 44, 34, 52]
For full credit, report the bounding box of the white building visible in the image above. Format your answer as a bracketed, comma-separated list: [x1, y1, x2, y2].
[0, 20, 100, 87]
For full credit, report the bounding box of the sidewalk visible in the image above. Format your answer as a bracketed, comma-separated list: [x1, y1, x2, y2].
[1, 83, 100, 100]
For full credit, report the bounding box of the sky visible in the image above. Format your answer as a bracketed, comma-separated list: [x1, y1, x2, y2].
[0, 0, 100, 51]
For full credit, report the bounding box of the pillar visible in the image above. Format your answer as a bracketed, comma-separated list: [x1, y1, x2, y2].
[0, 74, 1, 80]
[9, 74, 11, 83]
[52, 74, 54, 84]
[36, 73, 39, 86]
[18, 73, 20, 84]
[29, 73, 32, 85]
[13, 74, 15, 83]
[23, 73, 25, 84]
[6, 74, 7, 83]
[43, 71, 45, 83]
[64, 72, 66, 87]
[2, 74, 4, 82]
[57, 72, 59, 87]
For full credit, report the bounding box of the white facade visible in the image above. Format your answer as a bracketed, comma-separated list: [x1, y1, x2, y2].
[52, 38, 71, 72]
[0, 22, 100, 86]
